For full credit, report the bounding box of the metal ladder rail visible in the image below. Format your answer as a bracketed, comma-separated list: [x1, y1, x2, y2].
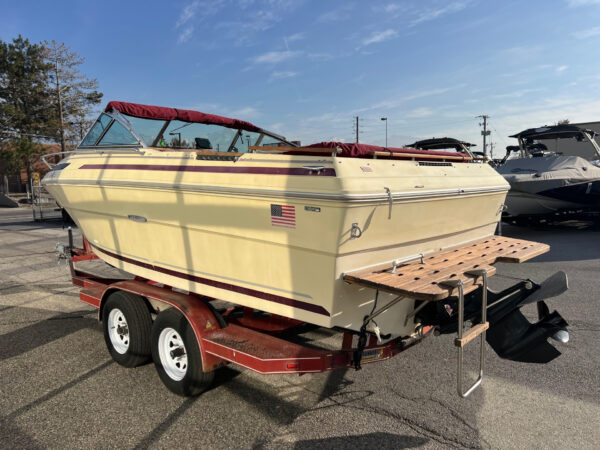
[440, 269, 489, 398]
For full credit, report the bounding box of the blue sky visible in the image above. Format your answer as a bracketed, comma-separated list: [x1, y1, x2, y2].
[2, 0, 600, 156]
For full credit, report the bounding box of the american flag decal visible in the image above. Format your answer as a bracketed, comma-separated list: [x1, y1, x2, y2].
[271, 204, 296, 228]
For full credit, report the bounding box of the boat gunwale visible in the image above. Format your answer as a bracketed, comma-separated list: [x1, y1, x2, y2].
[43, 178, 509, 203]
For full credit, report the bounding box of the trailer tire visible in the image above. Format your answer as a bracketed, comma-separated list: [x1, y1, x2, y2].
[102, 291, 152, 367]
[151, 308, 214, 396]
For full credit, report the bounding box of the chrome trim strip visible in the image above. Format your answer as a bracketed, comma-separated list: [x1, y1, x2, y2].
[44, 179, 509, 203]
[62, 154, 334, 164]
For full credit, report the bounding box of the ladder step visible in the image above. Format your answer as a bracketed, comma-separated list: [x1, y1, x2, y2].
[455, 322, 489, 347]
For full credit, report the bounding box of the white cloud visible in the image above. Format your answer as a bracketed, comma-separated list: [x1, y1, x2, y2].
[406, 107, 433, 118]
[573, 26, 600, 39]
[384, 3, 404, 13]
[175, 0, 226, 43]
[361, 29, 398, 46]
[500, 45, 544, 62]
[404, 84, 465, 100]
[317, 3, 355, 22]
[178, 26, 194, 43]
[411, 1, 471, 26]
[176, 1, 200, 27]
[214, 1, 303, 46]
[307, 52, 335, 61]
[253, 50, 301, 64]
[269, 71, 297, 81]
[556, 65, 568, 73]
[566, 0, 600, 6]
[372, 2, 407, 15]
[287, 32, 305, 42]
[229, 106, 261, 119]
[492, 88, 544, 99]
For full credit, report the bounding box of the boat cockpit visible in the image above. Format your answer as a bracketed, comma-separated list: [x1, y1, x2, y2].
[505, 125, 600, 161]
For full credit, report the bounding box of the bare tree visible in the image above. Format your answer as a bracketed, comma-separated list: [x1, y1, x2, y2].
[43, 40, 103, 151]
[556, 119, 570, 125]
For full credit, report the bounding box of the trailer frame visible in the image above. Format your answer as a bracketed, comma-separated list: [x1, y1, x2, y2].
[67, 236, 432, 382]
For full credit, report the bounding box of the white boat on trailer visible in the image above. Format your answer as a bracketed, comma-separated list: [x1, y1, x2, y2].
[44, 102, 571, 397]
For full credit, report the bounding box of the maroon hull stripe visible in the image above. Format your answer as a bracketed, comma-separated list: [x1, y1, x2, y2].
[91, 244, 330, 317]
[80, 164, 336, 177]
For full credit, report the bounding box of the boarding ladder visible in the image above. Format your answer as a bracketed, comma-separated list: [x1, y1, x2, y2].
[343, 236, 549, 397]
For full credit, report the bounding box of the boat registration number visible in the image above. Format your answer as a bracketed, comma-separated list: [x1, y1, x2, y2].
[360, 348, 385, 364]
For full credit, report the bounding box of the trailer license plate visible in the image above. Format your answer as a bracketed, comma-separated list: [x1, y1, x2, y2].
[361, 348, 384, 364]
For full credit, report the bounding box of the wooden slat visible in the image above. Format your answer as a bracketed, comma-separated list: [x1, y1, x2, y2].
[369, 151, 472, 161]
[248, 145, 340, 154]
[343, 236, 549, 301]
[455, 322, 489, 347]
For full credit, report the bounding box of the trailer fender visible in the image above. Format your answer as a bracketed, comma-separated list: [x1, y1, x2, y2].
[98, 280, 227, 372]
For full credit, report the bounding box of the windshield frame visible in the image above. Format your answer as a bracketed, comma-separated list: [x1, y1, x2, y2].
[78, 111, 145, 149]
[517, 131, 600, 159]
[78, 110, 295, 152]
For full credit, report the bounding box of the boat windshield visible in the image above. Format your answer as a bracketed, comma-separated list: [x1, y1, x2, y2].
[79, 112, 290, 152]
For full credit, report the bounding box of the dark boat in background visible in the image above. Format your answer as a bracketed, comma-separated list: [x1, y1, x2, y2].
[497, 125, 600, 223]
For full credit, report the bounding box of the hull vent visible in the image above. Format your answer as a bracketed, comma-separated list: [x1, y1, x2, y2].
[418, 161, 453, 167]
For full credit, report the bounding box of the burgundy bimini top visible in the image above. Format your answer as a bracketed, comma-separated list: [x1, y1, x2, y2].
[105, 101, 469, 160]
[106, 101, 262, 133]
[306, 141, 470, 160]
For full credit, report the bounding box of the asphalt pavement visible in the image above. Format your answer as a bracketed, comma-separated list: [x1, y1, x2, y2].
[0, 207, 599, 449]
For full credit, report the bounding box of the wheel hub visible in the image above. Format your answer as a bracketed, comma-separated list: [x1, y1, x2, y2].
[108, 308, 130, 354]
[158, 327, 188, 381]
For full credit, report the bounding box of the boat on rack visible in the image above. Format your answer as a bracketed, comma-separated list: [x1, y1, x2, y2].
[42, 102, 560, 343]
[497, 124, 600, 220]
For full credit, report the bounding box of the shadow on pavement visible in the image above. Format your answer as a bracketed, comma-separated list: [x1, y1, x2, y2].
[0, 307, 98, 360]
[502, 223, 600, 262]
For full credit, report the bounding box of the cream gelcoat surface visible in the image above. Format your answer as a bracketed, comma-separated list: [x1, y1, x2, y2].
[44, 150, 508, 337]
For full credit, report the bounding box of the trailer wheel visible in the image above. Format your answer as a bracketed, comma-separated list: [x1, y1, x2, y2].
[102, 291, 152, 367]
[151, 308, 214, 396]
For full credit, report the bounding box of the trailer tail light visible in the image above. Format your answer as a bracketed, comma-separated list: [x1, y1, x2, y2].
[286, 362, 299, 370]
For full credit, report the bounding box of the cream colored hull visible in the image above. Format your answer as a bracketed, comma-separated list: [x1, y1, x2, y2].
[44, 151, 508, 336]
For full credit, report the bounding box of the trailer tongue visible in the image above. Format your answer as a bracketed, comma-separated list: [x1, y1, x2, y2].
[63, 232, 569, 398]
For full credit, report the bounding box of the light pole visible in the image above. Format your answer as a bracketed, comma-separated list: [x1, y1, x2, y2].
[381, 117, 388, 148]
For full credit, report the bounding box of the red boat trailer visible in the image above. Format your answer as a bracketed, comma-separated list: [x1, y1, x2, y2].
[67, 237, 432, 395]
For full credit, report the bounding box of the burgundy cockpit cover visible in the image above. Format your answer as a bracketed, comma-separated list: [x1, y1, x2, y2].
[307, 141, 470, 160]
[105, 101, 262, 133]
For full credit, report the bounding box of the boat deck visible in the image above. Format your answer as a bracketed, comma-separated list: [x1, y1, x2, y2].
[343, 236, 549, 301]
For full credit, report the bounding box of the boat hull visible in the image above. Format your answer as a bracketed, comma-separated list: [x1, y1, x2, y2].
[499, 155, 600, 217]
[44, 151, 508, 336]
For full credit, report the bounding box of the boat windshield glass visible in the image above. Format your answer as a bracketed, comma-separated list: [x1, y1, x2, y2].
[80, 113, 112, 146]
[155, 120, 289, 152]
[97, 121, 139, 146]
[80, 112, 290, 151]
[160, 121, 238, 151]
[125, 115, 167, 146]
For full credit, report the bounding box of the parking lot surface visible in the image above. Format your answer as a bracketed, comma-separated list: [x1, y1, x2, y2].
[1, 208, 599, 449]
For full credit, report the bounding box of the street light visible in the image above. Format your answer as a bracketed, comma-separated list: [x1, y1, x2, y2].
[381, 117, 388, 148]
